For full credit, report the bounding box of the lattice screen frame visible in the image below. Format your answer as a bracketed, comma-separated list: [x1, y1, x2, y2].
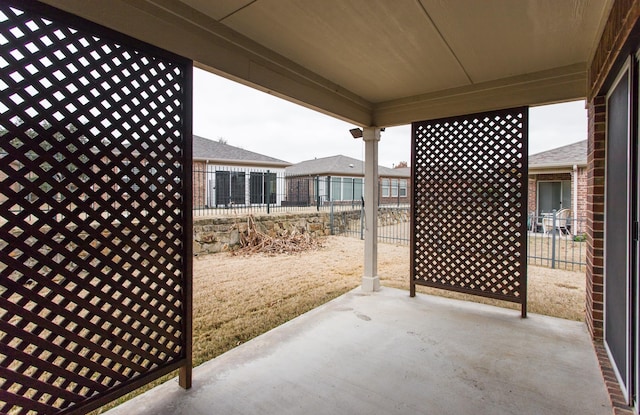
[410, 108, 528, 317]
[0, 1, 193, 414]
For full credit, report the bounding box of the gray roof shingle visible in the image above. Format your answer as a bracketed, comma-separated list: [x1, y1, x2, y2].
[529, 140, 587, 169]
[193, 135, 290, 166]
[285, 155, 409, 177]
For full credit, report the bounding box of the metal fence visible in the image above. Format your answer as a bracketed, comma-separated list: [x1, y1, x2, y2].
[192, 163, 587, 272]
[192, 168, 409, 216]
[335, 206, 410, 244]
[331, 207, 588, 272]
[527, 211, 587, 271]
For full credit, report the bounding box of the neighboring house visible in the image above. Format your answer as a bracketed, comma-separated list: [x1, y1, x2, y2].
[527, 140, 587, 221]
[380, 166, 411, 205]
[284, 155, 410, 206]
[192, 135, 291, 208]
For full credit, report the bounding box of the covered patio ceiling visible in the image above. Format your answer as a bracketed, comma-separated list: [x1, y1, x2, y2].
[40, 0, 611, 127]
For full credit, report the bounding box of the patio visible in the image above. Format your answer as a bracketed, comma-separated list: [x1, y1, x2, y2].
[105, 288, 611, 415]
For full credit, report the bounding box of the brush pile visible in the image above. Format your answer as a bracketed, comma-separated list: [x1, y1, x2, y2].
[232, 215, 323, 256]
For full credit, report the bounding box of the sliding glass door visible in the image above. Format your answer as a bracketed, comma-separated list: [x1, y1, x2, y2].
[605, 59, 632, 403]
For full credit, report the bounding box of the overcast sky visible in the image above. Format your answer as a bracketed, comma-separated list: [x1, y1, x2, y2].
[193, 68, 587, 168]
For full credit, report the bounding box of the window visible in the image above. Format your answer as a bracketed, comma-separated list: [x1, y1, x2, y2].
[353, 178, 363, 201]
[537, 180, 571, 215]
[343, 178, 353, 201]
[250, 172, 276, 204]
[381, 179, 390, 197]
[331, 176, 342, 201]
[399, 179, 408, 197]
[318, 177, 328, 202]
[324, 176, 365, 201]
[391, 179, 399, 197]
[215, 171, 245, 206]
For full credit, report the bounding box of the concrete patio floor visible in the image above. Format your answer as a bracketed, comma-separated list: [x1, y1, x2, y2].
[106, 287, 612, 415]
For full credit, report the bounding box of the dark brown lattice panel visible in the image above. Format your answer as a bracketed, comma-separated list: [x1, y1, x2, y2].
[0, 2, 192, 414]
[411, 108, 528, 315]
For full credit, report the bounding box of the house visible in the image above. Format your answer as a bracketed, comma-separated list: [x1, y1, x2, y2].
[381, 166, 412, 206]
[527, 140, 587, 221]
[284, 155, 410, 206]
[192, 135, 291, 208]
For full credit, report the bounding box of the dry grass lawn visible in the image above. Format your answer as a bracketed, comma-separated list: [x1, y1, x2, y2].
[192, 235, 585, 367]
[94, 234, 585, 413]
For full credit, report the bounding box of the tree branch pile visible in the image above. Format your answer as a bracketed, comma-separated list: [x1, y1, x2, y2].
[231, 215, 323, 256]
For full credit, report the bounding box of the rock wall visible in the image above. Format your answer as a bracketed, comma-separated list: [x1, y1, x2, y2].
[193, 211, 353, 255]
[378, 207, 410, 226]
[193, 208, 407, 255]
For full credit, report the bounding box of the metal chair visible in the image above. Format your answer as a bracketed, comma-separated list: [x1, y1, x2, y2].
[542, 208, 571, 235]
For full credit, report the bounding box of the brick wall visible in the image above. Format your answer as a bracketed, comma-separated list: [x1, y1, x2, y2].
[527, 176, 537, 214]
[193, 160, 207, 209]
[577, 166, 588, 218]
[536, 173, 572, 181]
[586, 95, 606, 341]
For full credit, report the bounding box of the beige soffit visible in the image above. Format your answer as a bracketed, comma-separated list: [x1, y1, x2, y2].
[41, 0, 612, 126]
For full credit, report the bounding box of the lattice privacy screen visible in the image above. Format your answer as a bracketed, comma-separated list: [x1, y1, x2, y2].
[411, 108, 528, 316]
[0, 2, 192, 414]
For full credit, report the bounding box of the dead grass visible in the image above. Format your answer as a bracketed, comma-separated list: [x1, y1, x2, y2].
[192, 236, 360, 366]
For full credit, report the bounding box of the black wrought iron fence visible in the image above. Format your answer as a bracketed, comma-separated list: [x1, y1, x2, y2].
[527, 211, 587, 271]
[192, 169, 410, 216]
[337, 206, 410, 244]
[332, 207, 588, 272]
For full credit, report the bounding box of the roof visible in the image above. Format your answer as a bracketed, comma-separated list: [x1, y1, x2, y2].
[193, 135, 290, 167]
[529, 140, 587, 169]
[392, 167, 411, 177]
[285, 155, 409, 178]
[48, 1, 612, 126]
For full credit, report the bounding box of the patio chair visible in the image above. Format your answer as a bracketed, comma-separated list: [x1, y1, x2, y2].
[542, 208, 571, 235]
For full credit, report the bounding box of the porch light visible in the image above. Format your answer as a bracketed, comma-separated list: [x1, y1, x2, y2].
[350, 127, 385, 139]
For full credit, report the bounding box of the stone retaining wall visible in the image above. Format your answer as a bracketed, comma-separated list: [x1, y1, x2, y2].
[193, 211, 352, 255]
[378, 207, 410, 226]
[193, 208, 408, 255]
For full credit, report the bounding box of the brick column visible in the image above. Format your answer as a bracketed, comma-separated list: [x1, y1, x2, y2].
[192, 160, 207, 209]
[527, 176, 537, 216]
[586, 95, 606, 340]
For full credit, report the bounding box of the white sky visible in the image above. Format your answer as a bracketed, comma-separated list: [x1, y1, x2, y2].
[193, 68, 587, 168]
